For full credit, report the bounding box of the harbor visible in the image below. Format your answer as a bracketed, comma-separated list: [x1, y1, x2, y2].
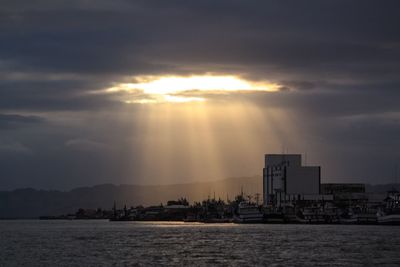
[42, 154, 400, 225]
[106, 190, 400, 225]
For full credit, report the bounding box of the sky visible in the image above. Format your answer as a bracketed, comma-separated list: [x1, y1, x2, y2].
[1, 0, 400, 190]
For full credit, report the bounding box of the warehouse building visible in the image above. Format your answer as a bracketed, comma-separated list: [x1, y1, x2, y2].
[263, 154, 321, 206]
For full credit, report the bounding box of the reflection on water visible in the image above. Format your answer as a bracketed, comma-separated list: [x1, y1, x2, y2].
[1, 220, 400, 266]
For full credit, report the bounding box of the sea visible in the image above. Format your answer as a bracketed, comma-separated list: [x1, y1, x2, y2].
[0, 220, 399, 266]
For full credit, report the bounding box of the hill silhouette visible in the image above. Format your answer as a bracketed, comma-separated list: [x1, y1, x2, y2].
[0, 176, 262, 218]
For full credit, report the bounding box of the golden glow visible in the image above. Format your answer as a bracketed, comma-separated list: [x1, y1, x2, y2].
[126, 101, 293, 199]
[106, 75, 280, 103]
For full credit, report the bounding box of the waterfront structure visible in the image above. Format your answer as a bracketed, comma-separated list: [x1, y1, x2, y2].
[233, 201, 264, 223]
[263, 154, 321, 206]
[377, 189, 400, 225]
[321, 183, 365, 195]
[321, 183, 369, 203]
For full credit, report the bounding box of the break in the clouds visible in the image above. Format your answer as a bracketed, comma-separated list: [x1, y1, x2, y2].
[0, 0, 400, 189]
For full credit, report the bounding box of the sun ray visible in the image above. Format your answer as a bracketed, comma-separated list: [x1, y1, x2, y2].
[116, 74, 294, 193]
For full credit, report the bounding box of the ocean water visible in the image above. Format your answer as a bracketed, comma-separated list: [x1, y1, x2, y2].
[0, 220, 399, 266]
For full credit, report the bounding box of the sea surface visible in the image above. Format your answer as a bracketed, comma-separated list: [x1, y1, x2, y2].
[0, 220, 400, 266]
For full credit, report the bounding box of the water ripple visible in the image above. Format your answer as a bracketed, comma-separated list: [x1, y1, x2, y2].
[1, 220, 399, 266]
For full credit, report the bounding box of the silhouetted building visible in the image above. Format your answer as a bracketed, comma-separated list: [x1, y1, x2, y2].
[263, 154, 321, 206]
[321, 183, 368, 203]
[321, 183, 365, 195]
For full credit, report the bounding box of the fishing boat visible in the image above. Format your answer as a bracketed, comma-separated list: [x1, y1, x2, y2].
[298, 206, 326, 224]
[377, 189, 400, 225]
[233, 201, 264, 223]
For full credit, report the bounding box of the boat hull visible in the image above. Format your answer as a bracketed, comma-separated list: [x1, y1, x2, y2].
[378, 214, 400, 225]
[233, 215, 264, 224]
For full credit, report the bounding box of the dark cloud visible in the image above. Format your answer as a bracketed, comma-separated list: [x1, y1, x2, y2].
[1, 0, 399, 78]
[249, 88, 400, 117]
[0, 78, 124, 111]
[0, 113, 45, 129]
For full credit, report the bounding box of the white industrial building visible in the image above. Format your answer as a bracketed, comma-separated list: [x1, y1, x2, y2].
[263, 154, 322, 206]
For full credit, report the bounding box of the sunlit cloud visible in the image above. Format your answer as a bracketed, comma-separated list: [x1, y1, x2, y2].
[105, 75, 280, 103]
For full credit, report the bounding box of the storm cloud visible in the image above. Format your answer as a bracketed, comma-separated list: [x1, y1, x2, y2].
[1, 0, 399, 189]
